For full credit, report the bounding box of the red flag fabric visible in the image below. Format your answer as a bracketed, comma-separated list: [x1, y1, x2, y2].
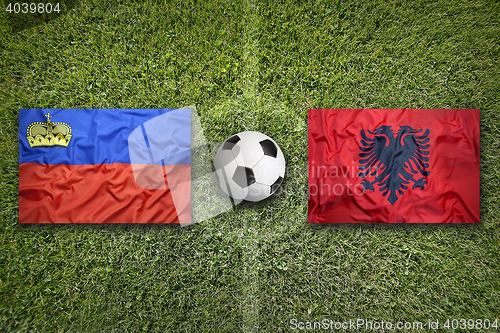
[308, 109, 480, 223]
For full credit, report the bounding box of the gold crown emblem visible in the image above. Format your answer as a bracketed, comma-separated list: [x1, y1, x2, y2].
[26, 112, 72, 148]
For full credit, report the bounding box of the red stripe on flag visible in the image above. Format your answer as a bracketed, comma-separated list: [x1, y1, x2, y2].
[19, 163, 190, 223]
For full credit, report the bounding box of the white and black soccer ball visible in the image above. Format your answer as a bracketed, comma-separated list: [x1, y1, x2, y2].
[214, 131, 285, 202]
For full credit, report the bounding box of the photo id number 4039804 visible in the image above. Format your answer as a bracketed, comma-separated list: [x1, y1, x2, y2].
[6, 3, 60, 14]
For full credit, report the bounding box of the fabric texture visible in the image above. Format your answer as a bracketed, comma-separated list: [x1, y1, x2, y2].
[19, 109, 191, 223]
[308, 109, 480, 223]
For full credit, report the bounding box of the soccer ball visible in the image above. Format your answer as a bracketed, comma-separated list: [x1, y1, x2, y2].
[214, 131, 285, 202]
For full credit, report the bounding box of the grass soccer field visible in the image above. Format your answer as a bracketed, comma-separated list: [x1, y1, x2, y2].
[1, 0, 499, 331]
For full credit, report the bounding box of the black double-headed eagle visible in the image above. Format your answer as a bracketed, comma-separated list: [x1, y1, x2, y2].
[358, 125, 430, 205]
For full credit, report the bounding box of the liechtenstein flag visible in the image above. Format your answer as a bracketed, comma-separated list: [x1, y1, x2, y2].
[19, 109, 191, 223]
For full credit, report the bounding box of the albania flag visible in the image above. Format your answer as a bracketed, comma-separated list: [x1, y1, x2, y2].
[308, 109, 480, 223]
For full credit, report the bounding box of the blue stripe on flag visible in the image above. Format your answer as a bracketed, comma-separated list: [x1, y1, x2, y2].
[19, 109, 191, 166]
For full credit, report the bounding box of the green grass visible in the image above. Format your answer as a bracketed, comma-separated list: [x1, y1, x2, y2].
[1, 0, 499, 331]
